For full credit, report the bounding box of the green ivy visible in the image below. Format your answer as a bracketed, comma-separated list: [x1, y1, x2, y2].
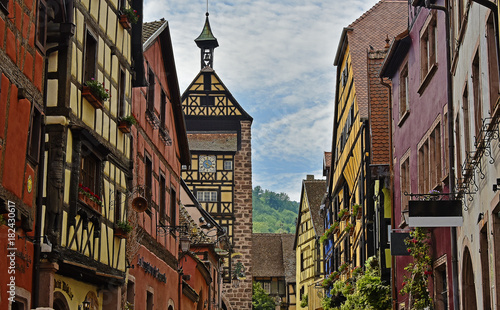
[300, 294, 308, 308]
[321, 256, 391, 310]
[252, 282, 275, 310]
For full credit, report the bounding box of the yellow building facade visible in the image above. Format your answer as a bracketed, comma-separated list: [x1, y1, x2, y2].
[294, 176, 325, 310]
[37, 1, 136, 308]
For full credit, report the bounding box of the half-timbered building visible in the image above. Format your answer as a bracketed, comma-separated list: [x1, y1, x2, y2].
[126, 18, 190, 310]
[325, 0, 406, 299]
[0, 0, 45, 308]
[36, 0, 138, 308]
[294, 175, 325, 310]
[181, 12, 253, 309]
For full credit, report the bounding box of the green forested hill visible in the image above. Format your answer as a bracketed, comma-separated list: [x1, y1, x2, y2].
[252, 186, 299, 233]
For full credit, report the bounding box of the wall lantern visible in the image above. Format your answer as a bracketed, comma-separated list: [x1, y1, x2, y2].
[180, 235, 191, 253]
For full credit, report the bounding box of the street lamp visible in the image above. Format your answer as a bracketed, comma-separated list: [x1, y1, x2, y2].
[231, 272, 239, 288]
[81, 300, 91, 310]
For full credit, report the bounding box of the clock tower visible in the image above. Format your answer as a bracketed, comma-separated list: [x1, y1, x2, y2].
[181, 12, 253, 310]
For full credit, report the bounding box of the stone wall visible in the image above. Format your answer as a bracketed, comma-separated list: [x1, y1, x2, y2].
[223, 120, 253, 309]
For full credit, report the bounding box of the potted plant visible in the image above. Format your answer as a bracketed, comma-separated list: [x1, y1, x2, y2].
[115, 220, 133, 238]
[118, 115, 136, 133]
[82, 79, 110, 109]
[78, 183, 102, 213]
[119, 8, 139, 29]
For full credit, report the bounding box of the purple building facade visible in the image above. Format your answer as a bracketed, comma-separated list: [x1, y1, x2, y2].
[381, 1, 455, 309]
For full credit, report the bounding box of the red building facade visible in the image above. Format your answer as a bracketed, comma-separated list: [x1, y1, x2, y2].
[127, 19, 190, 310]
[0, 0, 44, 308]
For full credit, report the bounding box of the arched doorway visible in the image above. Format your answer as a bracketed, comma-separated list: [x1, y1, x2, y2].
[462, 247, 477, 310]
[53, 292, 70, 310]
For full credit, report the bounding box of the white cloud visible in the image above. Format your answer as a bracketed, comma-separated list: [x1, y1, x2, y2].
[144, 0, 381, 201]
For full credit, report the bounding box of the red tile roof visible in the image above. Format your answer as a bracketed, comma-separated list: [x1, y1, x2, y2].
[338, 0, 408, 120]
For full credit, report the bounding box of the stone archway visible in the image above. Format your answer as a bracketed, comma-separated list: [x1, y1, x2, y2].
[462, 247, 477, 310]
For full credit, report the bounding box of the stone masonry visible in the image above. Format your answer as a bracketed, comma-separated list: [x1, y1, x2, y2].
[223, 120, 253, 309]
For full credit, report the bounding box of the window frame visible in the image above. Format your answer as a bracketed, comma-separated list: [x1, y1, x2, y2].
[418, 11, 438, 94]
[159, 173, 166, 224]
[169, 187, 177, 230]
[27, 105, 43, 165]
[35, 0, 47, 53]
[0, 0, 8, 15]
[147, 65, 155, 112]
[118, 67, 126, 118]
[399, 63, 410, 122]
[83, 29, 98, 83]
[80, 145, 101, 197]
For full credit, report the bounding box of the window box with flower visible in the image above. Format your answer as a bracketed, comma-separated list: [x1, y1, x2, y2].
[339, 262, 349, 274]
[118, 115, 136, 133]
[119, 8, 139, 29]
[78, 183, 102, 213]
[352, 204, 361, 220]
[82, 79, 110, 109]
[338, 208, 350, 221]
[344, 222, 354, 235]
[115, 220, 133, 239]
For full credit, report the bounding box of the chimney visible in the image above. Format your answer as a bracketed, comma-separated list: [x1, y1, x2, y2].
[306, 175, 314, 181]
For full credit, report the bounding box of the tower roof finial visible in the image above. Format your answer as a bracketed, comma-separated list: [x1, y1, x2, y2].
[195, 11, 218, 49]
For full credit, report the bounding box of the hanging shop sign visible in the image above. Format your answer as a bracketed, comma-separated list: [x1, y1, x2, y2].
[408, 200, 462, 227]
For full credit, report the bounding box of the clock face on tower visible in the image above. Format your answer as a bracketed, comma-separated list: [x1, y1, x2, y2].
[199, 155, 216, 172]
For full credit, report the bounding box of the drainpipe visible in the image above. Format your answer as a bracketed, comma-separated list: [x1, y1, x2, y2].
[379, 77, 395, 310]
[417, 1, 459, 308]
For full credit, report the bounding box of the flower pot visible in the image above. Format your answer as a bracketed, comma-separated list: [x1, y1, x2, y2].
[118, 120, 132, 133]
[119, 15, 131, 29]
[79, 192, 102, 213]
[82, 86, 104, 109]
[114, 227, 128, 239]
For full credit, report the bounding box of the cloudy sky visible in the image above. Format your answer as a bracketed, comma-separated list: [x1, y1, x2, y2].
[143, 0, 381, 201]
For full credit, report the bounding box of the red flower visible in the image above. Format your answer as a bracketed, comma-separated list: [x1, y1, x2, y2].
[402, 281, 406, 287]
[407, 248, 412, 253]
[424, 270, 432, 276]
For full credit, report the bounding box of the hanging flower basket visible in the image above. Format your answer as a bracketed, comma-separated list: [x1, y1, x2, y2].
[119, 15, 131, 29]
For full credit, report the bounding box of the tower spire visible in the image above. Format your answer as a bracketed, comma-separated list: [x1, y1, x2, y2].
[195, 11, 219, 69]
